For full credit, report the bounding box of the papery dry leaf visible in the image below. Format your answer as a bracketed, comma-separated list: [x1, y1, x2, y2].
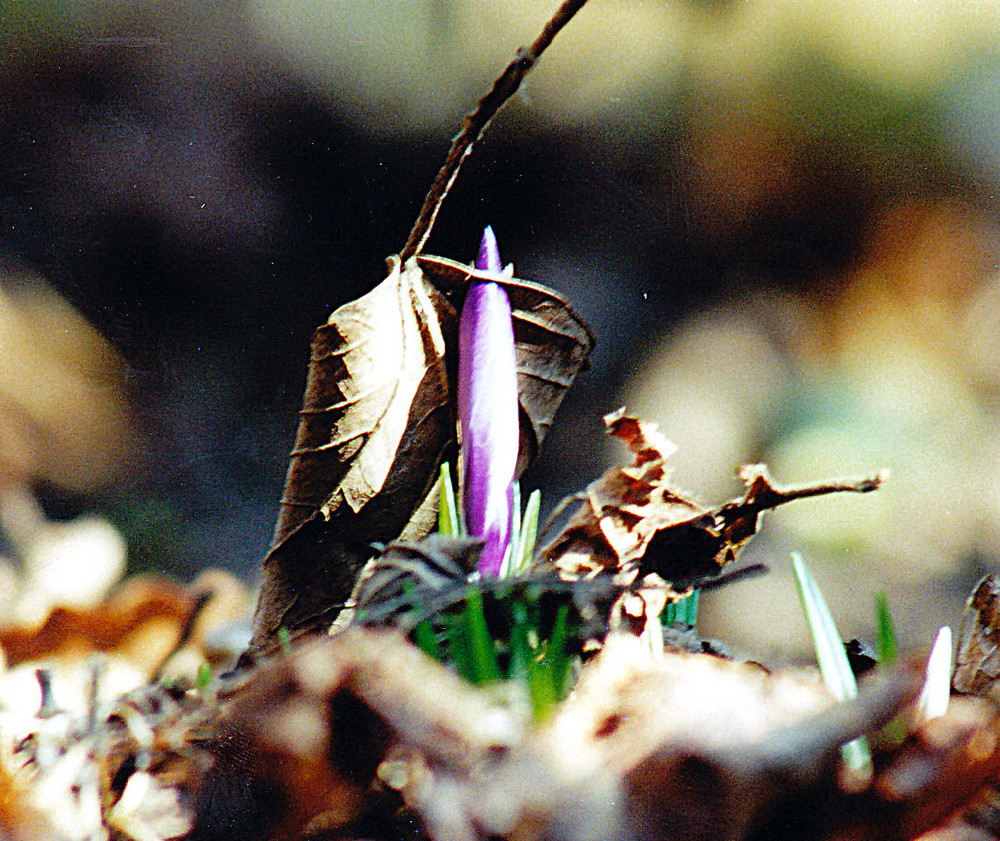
[954, 575, 1000, 700]
[0, 577, 195, 672]
[542, 408, 881, 586]
[607, 651, 1000, 841]
[916, 821, 998, 841]
[351, 534, 483, 627]
[0, 270, 130, 491]
[0, 569, 250, 679]
[950, 575, 1000, 839]
[0, 674, 208, 841]
[206, 629, 1000, 841]
[351, 534, 622, 656]
[194, 629, 520, 841]
[0, 489, 128, 626]
[0, 751, 60, 841]
[250, 254, 593, 653]
[105, 771, 193, 841]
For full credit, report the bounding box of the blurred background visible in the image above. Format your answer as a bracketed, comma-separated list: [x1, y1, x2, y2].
[3, 0, 1000, 656]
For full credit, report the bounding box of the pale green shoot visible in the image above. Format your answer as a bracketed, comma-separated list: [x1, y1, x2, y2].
[791, 552, 872, 781]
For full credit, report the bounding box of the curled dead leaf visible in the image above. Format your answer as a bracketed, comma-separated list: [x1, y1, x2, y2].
[190, 629, 1000, 841]
[0, 268, 130, 491]
[541, 408, 882, 588]
[954, 575, 1000, 701]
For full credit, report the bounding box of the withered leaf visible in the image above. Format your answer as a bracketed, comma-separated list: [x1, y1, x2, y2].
[214, 630, 1000, 841]
[352, 534, 484, 627]
[352, 534, 621, 656]
[542, 408, 882, 586]
[954, 575, 1000, 700]
[250, 254, 593, 653]
[952, 577, 1000, 838]
[0, 576, 195, 671]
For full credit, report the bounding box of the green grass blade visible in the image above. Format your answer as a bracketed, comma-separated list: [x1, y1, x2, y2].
[413, 618, 442, 660]
[508, 598, 531, 683]
[513, 489, 541, 576]
[874, 592, 898, 669]
[444, 614, 476, 683]
[438, 462, 461, 536]
[547, 603, 572, 699]
[528, 658, 558, 720]
[791, 552, 872, 779]
[792, 553, 857, 698]
[875, 594, 907, 742]
[640, 615, 664, 658]
[679, 589, 700, 628]
[463, 589, 502, 684]
[663, 600, 676, 626]
[506, 481, 521, 577]
[196, 661, 213, 692]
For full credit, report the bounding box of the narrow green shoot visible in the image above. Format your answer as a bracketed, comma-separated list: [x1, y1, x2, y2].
[512, 489, 541, 576]
[196, 661, 213, 692]
[679, 590, 700, 627]
[508, 481, 522, 567]
[663, 589, 700, 629]
[545, 603, 572, 700]
[791, 552, 872, 781]
[277, 626, 292, 655]
[463, 589, 502, 684]
[640, 615, 664, 658]
[873, 592, 907, 743]
[444, 613, 475, 682]
[527, 651, 558, 719]
[497, 482, 517, 579]
[438, 462, 462, 537]
[412, 617, 442, 660]
[508, 599, 532, 683]
[402, 581, 443, 660]
[874, 592, 898, 669]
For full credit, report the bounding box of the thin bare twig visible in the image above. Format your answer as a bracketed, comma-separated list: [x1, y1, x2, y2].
[399, 0, 591, 262]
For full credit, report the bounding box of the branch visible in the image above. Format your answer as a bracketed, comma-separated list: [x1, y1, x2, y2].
[399, 0, 591, 262]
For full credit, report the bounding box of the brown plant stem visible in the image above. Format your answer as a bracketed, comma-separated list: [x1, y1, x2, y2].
[399, 0, 592, 263]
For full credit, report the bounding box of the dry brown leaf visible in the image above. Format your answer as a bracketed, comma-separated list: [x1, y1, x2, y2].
[183, 629, 1000, 841]
[950, 575, 1000, 839]
[954, 575, 1000, 701]
[251, 253, 593, 654]
[0, 675, 208, 841]
[0, 568, 252, 681]
[0, 577, 194, 671]
[0, 270, 130, 491]
[542, 408, 881, 587]
[195, 628, 521, 841]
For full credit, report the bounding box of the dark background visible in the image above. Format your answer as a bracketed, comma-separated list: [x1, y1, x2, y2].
[4, 0, 1000, 652]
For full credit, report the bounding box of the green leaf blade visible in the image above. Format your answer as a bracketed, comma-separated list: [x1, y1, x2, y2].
[463, 589, 502, 684]
[791, 552, 872, 779]
[438, 462, 461, 537]
[874, 591, 898, 669]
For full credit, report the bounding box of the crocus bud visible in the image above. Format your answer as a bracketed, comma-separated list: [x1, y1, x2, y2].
[458, 227, 519, 576]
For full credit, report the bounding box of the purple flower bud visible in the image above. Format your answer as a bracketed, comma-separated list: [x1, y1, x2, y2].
[458, 227, 519, 577]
